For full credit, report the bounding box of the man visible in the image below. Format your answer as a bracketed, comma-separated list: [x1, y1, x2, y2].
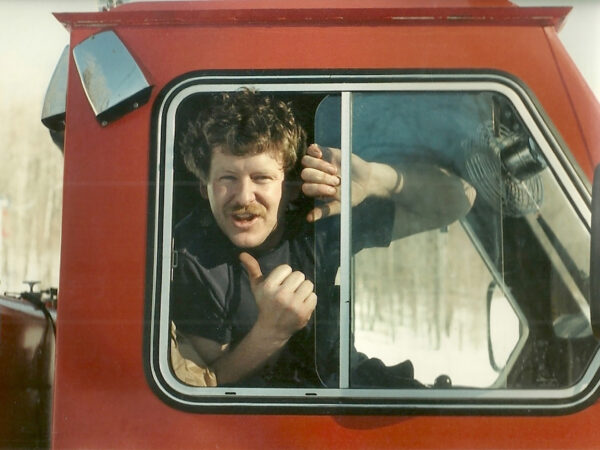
[172, 89, 475, 387]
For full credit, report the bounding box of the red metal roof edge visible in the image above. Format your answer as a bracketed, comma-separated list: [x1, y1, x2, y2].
[113, 0, 518, 9]
[55, 6, 572, 31]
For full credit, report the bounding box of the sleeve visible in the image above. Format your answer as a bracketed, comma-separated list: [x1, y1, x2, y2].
[313, 196, 395, 278]
[171, 250, 232, 344]
[351, 196, 395, 253]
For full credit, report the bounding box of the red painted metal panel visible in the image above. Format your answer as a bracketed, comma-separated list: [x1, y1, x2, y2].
[64, 23, 592, 174]
[51, 3, 599, 448]
[544, 27, 600, 174]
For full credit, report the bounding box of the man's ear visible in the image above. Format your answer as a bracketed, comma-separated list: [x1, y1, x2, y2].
[198, 173, 209, 199]
[199, 182, 208, 199]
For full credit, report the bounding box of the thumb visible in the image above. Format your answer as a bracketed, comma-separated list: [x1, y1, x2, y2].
[239, 252, 263, 285]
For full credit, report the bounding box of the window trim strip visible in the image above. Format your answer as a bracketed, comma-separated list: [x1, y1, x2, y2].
[339, 92, 353, 388]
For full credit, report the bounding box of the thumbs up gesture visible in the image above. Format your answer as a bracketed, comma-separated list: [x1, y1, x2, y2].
[239, 252, 317, 343]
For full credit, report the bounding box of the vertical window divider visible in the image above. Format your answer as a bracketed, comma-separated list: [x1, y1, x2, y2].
[339, 91, 352, 388]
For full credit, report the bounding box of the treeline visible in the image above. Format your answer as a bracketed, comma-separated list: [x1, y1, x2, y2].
[353, 223, 492, 363]
[0, 104, 63, 294]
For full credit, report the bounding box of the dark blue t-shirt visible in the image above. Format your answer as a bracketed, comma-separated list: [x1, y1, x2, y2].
[171, 197, 394, 387]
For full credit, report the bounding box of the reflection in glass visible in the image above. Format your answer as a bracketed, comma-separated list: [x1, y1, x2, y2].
[346, 91, 595, 389]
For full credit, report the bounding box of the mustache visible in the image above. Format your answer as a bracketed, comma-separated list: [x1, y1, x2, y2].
[229, 203, 267, 217]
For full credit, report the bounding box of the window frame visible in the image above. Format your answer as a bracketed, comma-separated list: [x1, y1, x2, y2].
[144, 71, 599, 414]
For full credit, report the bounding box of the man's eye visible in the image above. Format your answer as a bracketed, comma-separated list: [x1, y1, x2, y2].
[253, 175, 273, 183]
[219, 175, 236, 182]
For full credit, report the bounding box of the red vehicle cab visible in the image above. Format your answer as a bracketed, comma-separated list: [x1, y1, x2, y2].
[4, 0, 600, 447]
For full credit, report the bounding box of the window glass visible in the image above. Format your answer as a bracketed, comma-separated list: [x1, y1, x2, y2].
[321, 91, 595, 389]
[147, 75, 599, 412]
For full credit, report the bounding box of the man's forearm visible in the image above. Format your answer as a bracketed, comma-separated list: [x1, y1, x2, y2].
[301, 143, 475, 238]
[208, 324, 289, 385]
[364, 161, 476, 239]
[363, 160, 402, 198]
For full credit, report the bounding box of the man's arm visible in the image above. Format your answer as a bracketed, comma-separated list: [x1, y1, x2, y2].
[184, 253, 317, 386]
[301, 144, 476, 239]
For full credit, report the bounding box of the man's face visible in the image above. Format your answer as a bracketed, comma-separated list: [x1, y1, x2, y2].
[204, 147, 288, 249]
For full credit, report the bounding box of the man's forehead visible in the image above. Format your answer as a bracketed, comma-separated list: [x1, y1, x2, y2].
[211, 145, 285, 168]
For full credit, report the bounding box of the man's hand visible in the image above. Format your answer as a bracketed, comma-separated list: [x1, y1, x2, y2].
[301, 144, 376, 222]
[301, 143, 475, 237]
[183, 254, 317, 386]
[239, 252, 317, 344]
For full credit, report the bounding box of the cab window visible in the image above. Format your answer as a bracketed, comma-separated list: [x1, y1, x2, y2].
[146, 73, 599, 413]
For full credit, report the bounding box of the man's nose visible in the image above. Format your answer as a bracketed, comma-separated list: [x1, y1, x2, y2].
[234, 177, 256, 205]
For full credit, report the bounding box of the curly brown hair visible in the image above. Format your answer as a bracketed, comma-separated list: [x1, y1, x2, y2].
[180, 89, 307, 181]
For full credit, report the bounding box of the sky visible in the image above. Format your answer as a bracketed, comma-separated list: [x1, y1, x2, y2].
[1, 1, 96, 104]
[515, 0, 600, 98]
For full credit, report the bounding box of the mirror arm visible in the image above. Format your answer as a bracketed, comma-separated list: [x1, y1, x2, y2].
[591, 164, 600, 339]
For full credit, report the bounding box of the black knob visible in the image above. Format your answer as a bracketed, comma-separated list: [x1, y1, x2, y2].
[434, 374, 452, 389]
